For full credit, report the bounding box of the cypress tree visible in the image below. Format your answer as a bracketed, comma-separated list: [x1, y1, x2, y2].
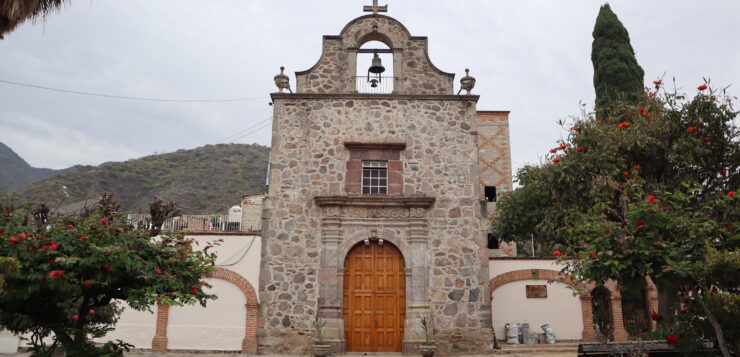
[592, 3, 644, 108]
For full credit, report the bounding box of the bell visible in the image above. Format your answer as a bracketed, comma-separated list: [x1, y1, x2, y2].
[368, 52, 385, 75]
[367, 52, 385, 84]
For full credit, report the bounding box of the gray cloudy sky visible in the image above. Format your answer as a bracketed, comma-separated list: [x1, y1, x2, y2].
[1, 1, 739, 177]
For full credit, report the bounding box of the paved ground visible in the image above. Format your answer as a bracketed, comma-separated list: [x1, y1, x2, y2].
[0, 354, 578, 357]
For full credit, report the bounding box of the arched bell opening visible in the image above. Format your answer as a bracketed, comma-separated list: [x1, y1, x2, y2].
[355, 40, 395, 94]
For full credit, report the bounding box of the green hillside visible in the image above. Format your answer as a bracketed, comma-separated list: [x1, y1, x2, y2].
[0, 142, 60, 192]
[11, 144, 270, 214]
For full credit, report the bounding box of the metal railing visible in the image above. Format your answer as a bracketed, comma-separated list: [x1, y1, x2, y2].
[354, 76, 396, 94]
[126, 214, 259, 233]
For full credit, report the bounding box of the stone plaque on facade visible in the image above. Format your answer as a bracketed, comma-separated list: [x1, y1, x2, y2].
[526, 285, 547, 298]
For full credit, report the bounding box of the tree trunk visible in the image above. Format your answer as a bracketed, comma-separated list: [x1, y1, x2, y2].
[655, 279, 677, 326]
[695, 288, 731, 357]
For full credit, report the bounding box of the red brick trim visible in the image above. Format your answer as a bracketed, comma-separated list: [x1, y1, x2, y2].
[151, 268, 259, 354]
[151, 302, 170, 352]
[344, 142, 406, 151]
[207, 267, 260, 354]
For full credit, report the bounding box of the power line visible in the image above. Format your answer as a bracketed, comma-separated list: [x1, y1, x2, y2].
[228, 120, 273, 143]
[0, 78, 268, 103]
[218, 116, 273, 143]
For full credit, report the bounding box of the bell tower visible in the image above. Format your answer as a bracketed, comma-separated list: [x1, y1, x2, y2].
[259, 3, 510, 355]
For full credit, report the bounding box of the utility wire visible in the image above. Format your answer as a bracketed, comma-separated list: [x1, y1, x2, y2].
[0, 78, 268, 103]
[218, 116, 273, 143]
[228, 120, 273, 143]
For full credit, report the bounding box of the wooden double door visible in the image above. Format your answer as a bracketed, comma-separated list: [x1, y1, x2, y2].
[343, 241, 406, 352]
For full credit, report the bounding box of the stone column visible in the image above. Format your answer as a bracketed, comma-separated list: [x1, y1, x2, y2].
[319, 223, 345, 353]
[151, 302, 169, 351]
[609, 289, 629, 342]
[579, 295, 598, 342]
[243, 302, 260, 354]
[404, 219, 430, 354]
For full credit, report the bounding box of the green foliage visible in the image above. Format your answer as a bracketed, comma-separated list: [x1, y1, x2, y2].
[9, 143, 270, 214]
[493, 83, 739, 353]
[313, 310, 327, 344]
[592, 4, 645, 109]
[0, 201, 218, 356]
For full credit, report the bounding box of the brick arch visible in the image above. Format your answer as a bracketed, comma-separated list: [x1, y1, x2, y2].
[489, 269, 626, 342]
[151, 267, 259, 354]
[207, 267, 259, 354]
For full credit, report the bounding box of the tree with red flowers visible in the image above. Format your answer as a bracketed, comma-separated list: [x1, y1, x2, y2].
[0, 195, 218, 356]
[492, 83, 739, 356]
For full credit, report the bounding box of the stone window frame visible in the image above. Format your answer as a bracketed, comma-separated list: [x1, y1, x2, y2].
[344, 142, 405, 196]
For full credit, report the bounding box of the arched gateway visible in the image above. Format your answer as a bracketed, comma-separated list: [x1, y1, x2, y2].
[343, 241, 406, 352]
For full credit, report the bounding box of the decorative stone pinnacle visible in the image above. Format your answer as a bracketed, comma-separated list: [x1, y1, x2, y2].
[274, 66, 292, 93]
[458, 68, 476, 95]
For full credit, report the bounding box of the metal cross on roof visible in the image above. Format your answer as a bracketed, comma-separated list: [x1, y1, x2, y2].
[363, 0, 388, 15]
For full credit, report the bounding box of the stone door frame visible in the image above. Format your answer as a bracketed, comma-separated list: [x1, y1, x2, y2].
[315, 195, 434, 354]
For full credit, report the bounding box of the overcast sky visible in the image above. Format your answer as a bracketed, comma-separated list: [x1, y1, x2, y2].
[1, 1, 739, 178]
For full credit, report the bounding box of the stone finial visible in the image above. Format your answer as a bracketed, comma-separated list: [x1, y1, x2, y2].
[458, 68, 476, 95]
[274, 66, 292, 93]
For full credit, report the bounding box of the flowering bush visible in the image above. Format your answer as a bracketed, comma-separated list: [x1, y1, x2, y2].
[492, 82, 739, 355]
[0, 196, 218, 356]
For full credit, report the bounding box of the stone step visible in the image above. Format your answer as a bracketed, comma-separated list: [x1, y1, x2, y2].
[499, 343, 580, 349]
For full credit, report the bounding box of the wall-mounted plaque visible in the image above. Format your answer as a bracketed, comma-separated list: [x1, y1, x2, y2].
[526, 285, 547, 298]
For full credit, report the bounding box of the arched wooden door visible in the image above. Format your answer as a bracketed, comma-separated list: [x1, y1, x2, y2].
[343, 241, 406, 352]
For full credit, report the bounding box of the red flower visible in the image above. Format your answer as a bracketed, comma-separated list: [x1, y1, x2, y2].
[571, 126, 580, 131]
[154, 269, 162, 275]
[89, 309, 96, 315]
[653, 80, 662, 86]
[8, 237, 18, 244]
[719, 169, 727, 176]
[201, 281, 208, 286]
[687, 126, 698, 133]
[665, 335, 679, 345]
[85, 280, 93, 288]
[99, 218, 107, 224]
[559, 144, 567, 150]
[553, 158, 562, 163]
[617, 122, 632, 129]
[620, 221, 626, 227]
[633, 165, 641, 170]
[589, 253, 597, 258]
[48, 259, 54, 265]
[623, 171, 629, 177]
[191, 287, 199, 294]
[650, 312, 662, 321]
[73, 315, 79, 320]
[700, 136, 711, 142]
[553, 250, 562, 256]
[576, 147, 585, 152]
[49, 270, 65, 279]
[697, 84, 708, 91]
[103, 265, 111, 273]
[728, 191, 735, 197]
[549, 148, 557, 153]
[637, 107, 645, 115]
[49, 244, 58, 251]
[65, 224, 73, 229]
[80, 236, 88, 241]
[647, 195, 655, 203]
[636, 220, 645, 228]
[18, 234, 26, 239]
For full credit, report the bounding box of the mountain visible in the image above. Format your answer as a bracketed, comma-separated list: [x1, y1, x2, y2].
[0, 142, 61, 192]
[10, 143, 270, 214]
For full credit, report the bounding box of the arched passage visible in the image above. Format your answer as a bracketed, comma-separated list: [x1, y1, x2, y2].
[151, 267, 259, 354]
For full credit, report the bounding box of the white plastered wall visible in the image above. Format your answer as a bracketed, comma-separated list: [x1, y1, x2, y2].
[99, 234, 261, 350]
[489, 259, 584, 341]
[168, 278, 246, 351]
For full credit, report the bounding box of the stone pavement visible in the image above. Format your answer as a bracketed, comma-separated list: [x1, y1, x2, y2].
[0, 354, 577, 357]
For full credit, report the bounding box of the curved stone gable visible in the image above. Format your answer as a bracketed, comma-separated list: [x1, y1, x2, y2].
[295, 14, 455, 95]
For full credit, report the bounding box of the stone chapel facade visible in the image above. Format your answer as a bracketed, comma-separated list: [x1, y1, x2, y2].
[259, 9, 512, 356]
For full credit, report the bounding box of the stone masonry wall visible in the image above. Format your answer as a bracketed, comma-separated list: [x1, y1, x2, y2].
[259, 94, 493, 355]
